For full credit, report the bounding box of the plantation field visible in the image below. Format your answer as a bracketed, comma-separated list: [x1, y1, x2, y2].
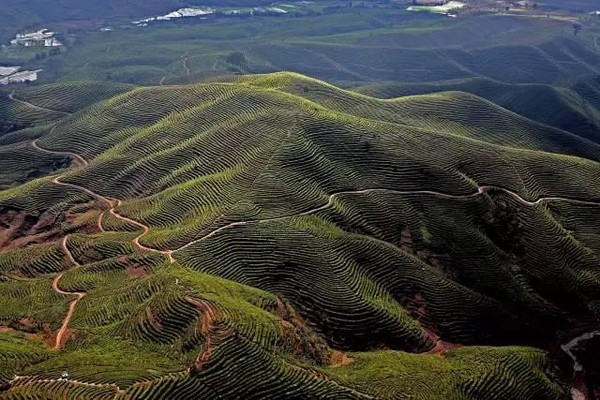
[0, 71, 599, 398]
[17, 9, 597, 90]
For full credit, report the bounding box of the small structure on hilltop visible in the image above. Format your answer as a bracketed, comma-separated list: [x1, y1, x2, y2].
[407, 0, 466, 16]
[10, 29, 62, 47]
[411, 0, 447, 5]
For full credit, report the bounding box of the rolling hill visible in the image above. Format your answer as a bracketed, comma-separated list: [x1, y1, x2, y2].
[1, 73, 599, 398]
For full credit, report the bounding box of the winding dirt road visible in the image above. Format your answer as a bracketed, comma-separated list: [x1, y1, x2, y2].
[31, 138, 600, 356]
[33, 135, 600, 258]
[97, 212, 105, 233]
[109, 200, 175, 263]
[32, 140, 174, 263]
[9, 91, 71, 117]
[31, 140, 174, 349]
[174, 186, 600, 253]
[53, 236, 84, 350]
[31, 140, 87, 168]
[32, 135, 600, 259]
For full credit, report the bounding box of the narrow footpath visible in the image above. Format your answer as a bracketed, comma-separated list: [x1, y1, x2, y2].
[30, 139, 600, 360]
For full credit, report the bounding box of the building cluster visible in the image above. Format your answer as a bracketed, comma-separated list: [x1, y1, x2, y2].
[0, 66, 41, 85]
[10, 29, 62, 47]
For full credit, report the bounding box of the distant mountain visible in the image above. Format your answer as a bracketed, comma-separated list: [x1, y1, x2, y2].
[0, 0, 271, 43]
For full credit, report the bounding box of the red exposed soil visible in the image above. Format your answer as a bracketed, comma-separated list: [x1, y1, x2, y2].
[571, 372, 587, 400]
[403, 292, 430, 322]
[0, 209, 61, 251]
[52, 271, 84, 350]
[147, 311, 163, 330]
[425, 328, 462, 356]
[274, 298, 287, 319]
[0, 325, 16, 333]
[186, 296, 229, 373]
[43, 325, 59, 348]
[400, 227, 413, 249]
[24, 137, 600, 366]
[18, 317, 35, 327]
[0, 203, 102, 252]
[330, 350, 353, 367]
[126, 266, 147, 278]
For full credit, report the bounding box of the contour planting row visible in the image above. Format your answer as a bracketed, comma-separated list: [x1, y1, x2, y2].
[0, 92, 66, 127]
[0, 242, 69, 277]
[65, 232, 138, 265]
[0, 277, 70, 331]
[22, 75, 600, 253]
[323, 346, 567, 399]
[37, 84, 262, 160]
[16, 81, 135, 114]
[0, 177, 93, 214]
[4, 378, 117, 400]
[243, 72, 600, 161]
[0, 142, 69, 188]
[124, 335, 359, 399]
[322, 190, 566, 343]
[176, 218, 434, 352]
[546, 202, 600, 256]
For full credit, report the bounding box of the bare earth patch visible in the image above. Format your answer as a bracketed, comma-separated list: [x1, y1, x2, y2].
[330, 350, 353, 367]
[126, 266, 147, 278]
[0, 203, 102, 251]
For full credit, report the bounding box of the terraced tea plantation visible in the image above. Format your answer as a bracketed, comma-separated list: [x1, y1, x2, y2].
[0, 71, 599, 399]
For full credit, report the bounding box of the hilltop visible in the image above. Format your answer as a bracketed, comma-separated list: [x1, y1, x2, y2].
[0, 73, 599, 398]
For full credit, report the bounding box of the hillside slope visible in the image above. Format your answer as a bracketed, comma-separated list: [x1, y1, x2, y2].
[355, 75, 600, 144]
[1, 73, 599, 398]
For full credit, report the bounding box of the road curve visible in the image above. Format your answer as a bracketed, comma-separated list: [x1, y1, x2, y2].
[9, 91, 71, 116]
[53, 236, 85, 350]
[174, 186, 600, 253]
[109, 200, 175, 263]
[31, 140, 88, 168]
[31, 139, 600, 260]
[31, 140, 174, 263]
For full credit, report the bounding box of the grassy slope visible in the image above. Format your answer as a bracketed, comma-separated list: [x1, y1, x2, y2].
[31, 11, 598, 89]
[354, 75, 600, 144]
[1, 73, 599, 397]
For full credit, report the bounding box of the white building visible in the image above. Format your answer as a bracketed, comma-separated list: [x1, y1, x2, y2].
[0, 67, 42, 85]
[10, 29, 62, 47]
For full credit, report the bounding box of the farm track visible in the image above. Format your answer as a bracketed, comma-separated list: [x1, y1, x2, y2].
[25, 134, 600, 395]
[9, 91, 72, 116]
[31, 139, 600, 354]
[31, 140, 87, 168]
[32, 139, 600, 257]
[174, 186, 600, 253]
[31, 140, 174, 351]
[10, 375, 124, 396]
[52, 236, 84, 351]
[31, 140, 175, 263]
[31, 137, 600, 257]
[181, 55, 191, 76]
